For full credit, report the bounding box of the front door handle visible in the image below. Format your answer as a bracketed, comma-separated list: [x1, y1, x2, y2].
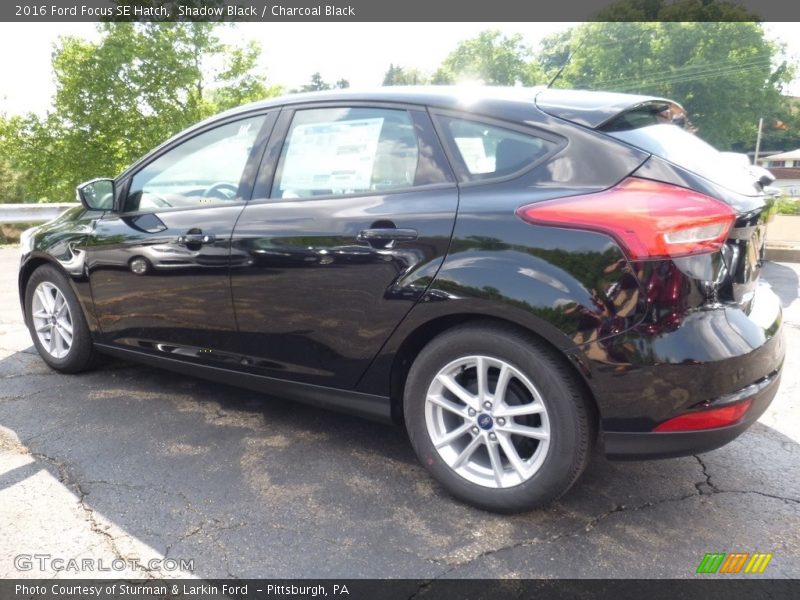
[357, 228, 418, 242]
[178, 232, 216, 245]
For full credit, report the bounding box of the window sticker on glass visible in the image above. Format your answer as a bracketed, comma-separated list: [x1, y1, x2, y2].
[279, 118, 385, 195]
[453, 136, 493, 174]
[439, 116, 557, 182]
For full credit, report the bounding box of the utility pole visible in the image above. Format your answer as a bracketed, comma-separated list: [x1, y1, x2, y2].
[754, 117, 764, 165]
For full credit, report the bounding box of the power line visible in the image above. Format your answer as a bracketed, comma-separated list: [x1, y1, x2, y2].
[582, 53, 774, 90]
[543, 23, 784, 93]
[610, 62, 774, 93]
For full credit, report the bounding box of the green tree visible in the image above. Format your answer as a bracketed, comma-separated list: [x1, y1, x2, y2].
[432, 30, 543, 86]
[0, 116, 27, 202]
[758, 99, 800, 152]
[536, 29, 572, 84]
[382, 64, 427, 86]
[296, 72, 350, 93]
[537, 20, 794, 150]
[302, 72, 330, 92]
[0, 113, 65, 202]
[207, 40, 282, 111]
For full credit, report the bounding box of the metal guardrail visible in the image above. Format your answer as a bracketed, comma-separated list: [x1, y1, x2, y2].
[0, 203, 79, 224]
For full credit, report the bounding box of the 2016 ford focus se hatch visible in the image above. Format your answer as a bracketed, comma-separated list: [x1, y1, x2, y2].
[19, 87, 784, 512]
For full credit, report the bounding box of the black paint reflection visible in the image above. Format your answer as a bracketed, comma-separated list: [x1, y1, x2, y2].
[229, 187, 459, 388]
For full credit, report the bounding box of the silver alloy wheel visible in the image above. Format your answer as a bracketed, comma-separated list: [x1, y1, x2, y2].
[425, 355, 551, 489]
[31, 281, 74, 359]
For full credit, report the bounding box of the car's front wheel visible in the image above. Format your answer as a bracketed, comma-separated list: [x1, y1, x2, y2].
[404, 322, 594, 512]
[25, 264, 97, 373]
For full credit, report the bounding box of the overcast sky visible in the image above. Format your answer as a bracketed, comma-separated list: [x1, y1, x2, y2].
[0, 22, 797, 117]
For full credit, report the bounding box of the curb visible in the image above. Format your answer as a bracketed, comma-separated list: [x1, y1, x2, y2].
[766, 244, 800, 263]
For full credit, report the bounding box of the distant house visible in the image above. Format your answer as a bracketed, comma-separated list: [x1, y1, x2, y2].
[758, 149, 800, 197]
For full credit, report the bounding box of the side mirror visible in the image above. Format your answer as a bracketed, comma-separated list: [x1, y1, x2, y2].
[77, 178, 115, 210]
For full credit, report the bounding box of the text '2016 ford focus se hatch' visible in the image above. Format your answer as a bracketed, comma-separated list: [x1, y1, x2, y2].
[19, 87, 784, 512]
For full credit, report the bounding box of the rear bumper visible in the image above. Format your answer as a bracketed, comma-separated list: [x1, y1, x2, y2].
[567, 279, 785, 459]
[603, 366, 782, 460]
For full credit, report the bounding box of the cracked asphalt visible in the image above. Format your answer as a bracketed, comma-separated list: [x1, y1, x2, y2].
[0, 246, 798, 580]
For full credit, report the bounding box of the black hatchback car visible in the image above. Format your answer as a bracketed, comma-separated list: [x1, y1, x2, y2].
[19, 87, 784, 512]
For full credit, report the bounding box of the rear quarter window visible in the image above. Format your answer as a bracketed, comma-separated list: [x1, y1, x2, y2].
[435, 115, 558, 183]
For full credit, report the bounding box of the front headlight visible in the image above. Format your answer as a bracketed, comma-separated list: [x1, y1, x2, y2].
[19, 226, 38, 256]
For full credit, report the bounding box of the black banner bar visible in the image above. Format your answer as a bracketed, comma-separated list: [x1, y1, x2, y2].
[3, 579, 800, 600]
[4, 0, 800, 22]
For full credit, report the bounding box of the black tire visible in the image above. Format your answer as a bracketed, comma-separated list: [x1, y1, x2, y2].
[403, 322, 594, 513]
[24, 264, 98, 373]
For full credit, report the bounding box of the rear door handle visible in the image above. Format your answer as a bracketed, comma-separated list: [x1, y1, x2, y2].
[357, 228, 418, 242]
[177, 233, 216, 245]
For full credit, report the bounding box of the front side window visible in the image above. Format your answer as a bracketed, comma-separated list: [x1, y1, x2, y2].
[125, 115, 265, 212]
[437, 116, 557, 181]
[271, 107, 420, 199]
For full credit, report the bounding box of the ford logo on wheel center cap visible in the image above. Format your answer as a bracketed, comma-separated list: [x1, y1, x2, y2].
[477, 413, 493, 430]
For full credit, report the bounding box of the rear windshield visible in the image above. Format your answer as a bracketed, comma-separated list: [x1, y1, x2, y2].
[608, 124, 761, 196]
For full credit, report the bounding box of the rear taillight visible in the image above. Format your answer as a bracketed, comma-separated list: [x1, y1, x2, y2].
[653, 399, 752, 432]
[516, 177, 736, 260]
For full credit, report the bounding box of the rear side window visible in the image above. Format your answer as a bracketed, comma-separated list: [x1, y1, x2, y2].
[271, 107, 421, 199]
[436, 116, 557, 182]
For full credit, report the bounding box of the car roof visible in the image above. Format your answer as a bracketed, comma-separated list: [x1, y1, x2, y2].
[217, 85, 674, 129]
[226, 85, 544, 113]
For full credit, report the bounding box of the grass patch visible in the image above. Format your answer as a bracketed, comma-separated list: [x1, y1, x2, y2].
[776, 197, 800, 216]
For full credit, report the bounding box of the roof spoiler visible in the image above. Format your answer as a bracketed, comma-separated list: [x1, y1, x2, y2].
[534, 89, 689, 131]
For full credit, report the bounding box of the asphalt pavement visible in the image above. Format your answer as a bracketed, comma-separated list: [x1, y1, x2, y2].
[0, 246, 798, 580]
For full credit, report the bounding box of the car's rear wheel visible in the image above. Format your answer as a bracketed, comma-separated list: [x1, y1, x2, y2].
[404, 322, 593, 512]
[25, 264, 97, 373]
